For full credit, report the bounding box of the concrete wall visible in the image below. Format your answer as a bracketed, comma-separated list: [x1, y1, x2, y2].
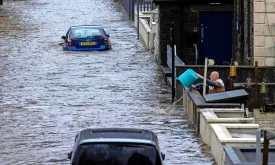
[140, 18, 151, 49]
[134, 13, 151, 50]
[224, 146, 275, 165]
[181, 87, 275, 165]
[254, 0, 275, 66]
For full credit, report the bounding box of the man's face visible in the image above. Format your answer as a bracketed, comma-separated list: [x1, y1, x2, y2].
[209, 72, 217, 81]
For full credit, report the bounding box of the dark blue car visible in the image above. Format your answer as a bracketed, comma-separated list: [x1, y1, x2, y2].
[61, 25, 112, 51]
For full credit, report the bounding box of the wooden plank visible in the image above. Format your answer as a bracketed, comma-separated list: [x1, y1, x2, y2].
[204, 89, 249, 103]
[187, 90, 240, 108]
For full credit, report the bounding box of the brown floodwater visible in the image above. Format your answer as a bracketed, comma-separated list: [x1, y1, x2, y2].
[0, 0, 215, 164]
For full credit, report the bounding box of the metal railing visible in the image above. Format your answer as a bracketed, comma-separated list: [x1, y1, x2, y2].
[117, 0, 155, 21]
[256, 129, 275, 165]
[167, 43, 185, 101]
[135, 0, 155, 12]
[194, 43, 198, 65]
[117, 0, 135, 21]
[167, 45, 185, 71]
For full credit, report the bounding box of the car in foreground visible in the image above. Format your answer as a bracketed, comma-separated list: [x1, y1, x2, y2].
[61, 25, 111, 51]
[68, 128, 165, 165]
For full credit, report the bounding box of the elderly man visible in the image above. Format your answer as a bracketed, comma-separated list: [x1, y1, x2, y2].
[192, 71, 225, 94]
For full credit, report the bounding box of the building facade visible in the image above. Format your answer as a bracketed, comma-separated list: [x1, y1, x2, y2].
[152, 0, 274, 66]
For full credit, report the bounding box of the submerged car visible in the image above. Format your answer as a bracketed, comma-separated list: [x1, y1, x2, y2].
[68, 128, 165, 165]
[61, 25, 111, 51]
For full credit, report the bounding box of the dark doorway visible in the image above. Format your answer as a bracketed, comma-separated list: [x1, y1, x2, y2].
[199, 11, 233, 65]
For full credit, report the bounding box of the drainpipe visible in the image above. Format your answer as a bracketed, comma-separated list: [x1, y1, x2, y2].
[254, 61, 258, 108]
[137, 0, 140, 39]
[131, 0, 135, 21]
[203, 57, 208, 96]
[194, 43, 198, 65]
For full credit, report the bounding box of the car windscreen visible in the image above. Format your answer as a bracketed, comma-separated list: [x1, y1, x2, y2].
[73, 143, 162, 165]
[69, 27, 104, 39]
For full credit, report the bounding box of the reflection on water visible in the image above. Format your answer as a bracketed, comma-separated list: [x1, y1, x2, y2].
[0, 0, 215, 165]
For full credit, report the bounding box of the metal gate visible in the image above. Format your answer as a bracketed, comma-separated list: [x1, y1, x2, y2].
[118, 0, 155, 21]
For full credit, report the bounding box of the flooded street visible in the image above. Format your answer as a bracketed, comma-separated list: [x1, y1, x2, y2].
[0, 0, 214, 164]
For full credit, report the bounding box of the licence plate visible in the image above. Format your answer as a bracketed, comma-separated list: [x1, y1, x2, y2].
[80, 41, 96, 46]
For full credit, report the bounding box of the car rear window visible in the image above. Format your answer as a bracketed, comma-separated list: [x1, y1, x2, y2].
[69, 27, 104, 38]
[72, 143, 162, 165]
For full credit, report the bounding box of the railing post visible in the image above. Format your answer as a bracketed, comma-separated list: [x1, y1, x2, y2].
[262, 130, 275, 165]
[171, 22, 175, 101]
[254, 61, 258, 108]
[256, 129, 262, 165]
[262, 130, 269, 165]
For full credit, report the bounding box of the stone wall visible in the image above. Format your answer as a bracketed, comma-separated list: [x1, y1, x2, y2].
[253, 109, 275, 129]
[254, 0, 275, 66]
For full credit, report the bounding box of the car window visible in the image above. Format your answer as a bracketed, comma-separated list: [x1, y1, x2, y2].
[69, 28, 104, 38]
[73, 143, 162, 165]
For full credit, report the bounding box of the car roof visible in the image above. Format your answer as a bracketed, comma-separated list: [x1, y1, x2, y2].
[78, 128, 157, 143]
[70, 25, 102, 29]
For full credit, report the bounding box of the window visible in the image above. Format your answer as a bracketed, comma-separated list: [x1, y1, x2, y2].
[73, 143, 162, 165]
[70, 27, 104, 38]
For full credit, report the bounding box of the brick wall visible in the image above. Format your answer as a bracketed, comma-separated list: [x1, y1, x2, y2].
[155, 2, 256, 66]
[182, 7, 198, 65]
[182, 5, 234, 65]
[254, 0, 275, 66]
[158, 5, 180, 65]
[157, 5, 235, 65]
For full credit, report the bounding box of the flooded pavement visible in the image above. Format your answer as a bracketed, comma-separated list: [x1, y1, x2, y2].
[0, 0, 215, 164]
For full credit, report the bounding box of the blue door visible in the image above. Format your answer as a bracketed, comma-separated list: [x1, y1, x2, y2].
[199, 11, 233, 65]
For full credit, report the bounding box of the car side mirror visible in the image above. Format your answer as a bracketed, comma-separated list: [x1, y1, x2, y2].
[161, 153, 165, 160]
[61, 36, 66, 40]
[68, 151, 72, 160]
[106, 34, 110, 37]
